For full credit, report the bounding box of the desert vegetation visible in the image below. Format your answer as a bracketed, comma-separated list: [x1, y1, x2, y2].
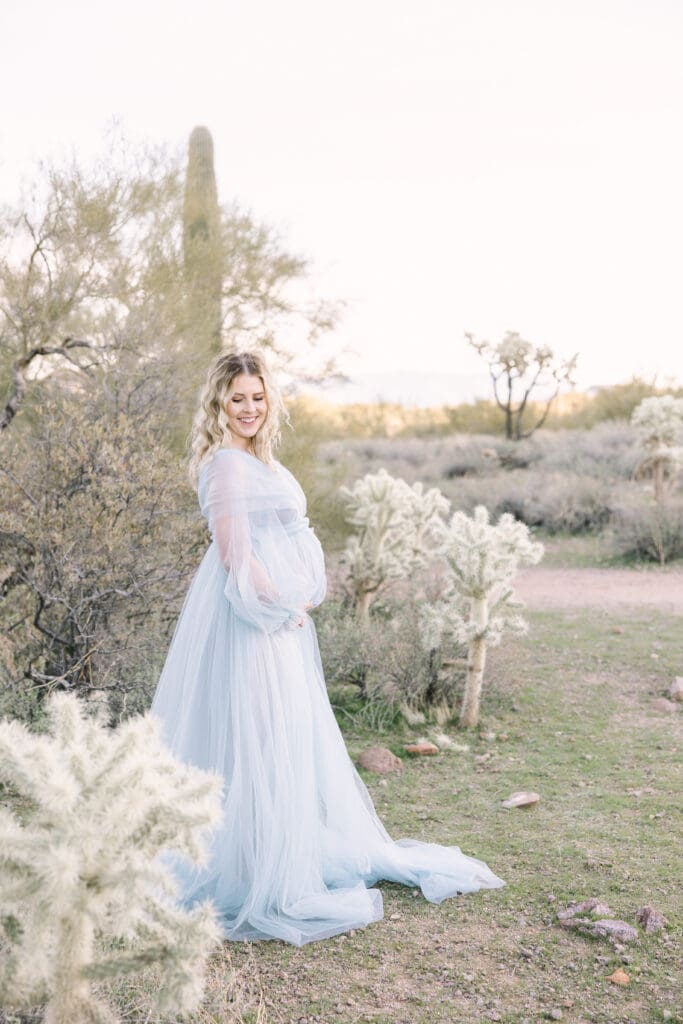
[1, 133, 681, 1023]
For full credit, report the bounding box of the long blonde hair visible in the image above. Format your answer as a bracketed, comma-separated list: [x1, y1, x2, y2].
[188, 350, 290, 487]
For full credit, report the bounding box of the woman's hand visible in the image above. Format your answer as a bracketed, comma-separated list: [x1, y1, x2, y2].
[289, 602, 314, 628]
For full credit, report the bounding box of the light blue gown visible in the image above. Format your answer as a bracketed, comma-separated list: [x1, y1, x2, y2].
[151, 448, 504, 946]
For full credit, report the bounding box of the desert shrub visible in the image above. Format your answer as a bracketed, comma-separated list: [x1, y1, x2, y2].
[531, 423, 642, 480]
[611, 501, 683, 564]
[318, 424, 641, 489]
[315, 600, 465, 721]
[447, 471, 614, 535]
[0, 393, 202, 723]
[557, 378, 681, 429]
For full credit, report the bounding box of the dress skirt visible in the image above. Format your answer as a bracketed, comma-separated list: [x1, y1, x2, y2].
[151, 536, 505, 947]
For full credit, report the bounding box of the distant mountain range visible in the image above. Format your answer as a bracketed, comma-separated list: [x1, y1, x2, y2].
[292, 371, 494, 408]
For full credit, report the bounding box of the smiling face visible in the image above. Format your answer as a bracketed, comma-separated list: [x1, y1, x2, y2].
[224, 373, 268, 449]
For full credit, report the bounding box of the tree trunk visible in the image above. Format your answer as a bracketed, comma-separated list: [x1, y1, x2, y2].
[504, 372, 513, 439]
[459, 597, 488, 728]
[357, 589, 373, 621]
[654, 457, 665, 503]
[45, 912, 108, 1024]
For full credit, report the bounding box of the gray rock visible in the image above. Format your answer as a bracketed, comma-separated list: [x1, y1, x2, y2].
[635, 905, 667, 933]
[557, 898, 613, 921]
[592, 919, 639, 943]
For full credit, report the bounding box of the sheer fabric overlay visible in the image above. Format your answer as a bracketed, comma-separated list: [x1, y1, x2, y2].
[151, 448, 504, 946]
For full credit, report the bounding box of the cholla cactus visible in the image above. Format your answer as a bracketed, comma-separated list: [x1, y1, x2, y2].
[0, 693, 223, 1023]
[467, 329, 577, 440]
[339, 469, 450, 619]
[423, 506, 543, 728]
[631, 395, 683, 501]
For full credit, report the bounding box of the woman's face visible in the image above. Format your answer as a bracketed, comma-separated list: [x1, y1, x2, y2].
[225, 373, 268, 444]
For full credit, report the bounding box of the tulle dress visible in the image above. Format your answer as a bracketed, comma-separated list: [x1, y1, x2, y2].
[151, 447, 505, 946]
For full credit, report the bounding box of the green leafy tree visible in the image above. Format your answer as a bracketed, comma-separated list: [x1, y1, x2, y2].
[1, 129, 340, 437]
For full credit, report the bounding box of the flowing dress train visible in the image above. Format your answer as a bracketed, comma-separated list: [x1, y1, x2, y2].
[151, 448, 505, 946]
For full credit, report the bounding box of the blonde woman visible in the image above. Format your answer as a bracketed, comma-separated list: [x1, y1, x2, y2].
[151, 349, 504, 946]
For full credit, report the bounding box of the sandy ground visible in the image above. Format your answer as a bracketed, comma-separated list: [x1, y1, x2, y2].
[515, 566, 683, 613]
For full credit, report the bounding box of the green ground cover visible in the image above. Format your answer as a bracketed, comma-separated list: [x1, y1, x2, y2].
[102, 606, 681, 1024]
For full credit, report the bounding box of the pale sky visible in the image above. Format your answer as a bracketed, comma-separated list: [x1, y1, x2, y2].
[1, 0, 682, 393]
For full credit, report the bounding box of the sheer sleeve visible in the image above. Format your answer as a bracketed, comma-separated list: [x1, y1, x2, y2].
[201, 451, 320, 634]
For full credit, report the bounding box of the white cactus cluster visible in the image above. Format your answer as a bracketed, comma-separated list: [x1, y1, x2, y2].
[0, 693, 223, 1024]
[631, 395, 683, 458]
[631, 395, 683, 500]
[419, 505, 544, 727]
[339, 468, 450, 618]
[339, 464, 545, 726]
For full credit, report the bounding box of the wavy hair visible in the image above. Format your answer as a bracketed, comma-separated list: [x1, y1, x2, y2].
[188, 350, 290, 487]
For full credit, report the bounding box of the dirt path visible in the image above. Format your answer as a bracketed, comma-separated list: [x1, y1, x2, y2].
[515, 566, 683, 613]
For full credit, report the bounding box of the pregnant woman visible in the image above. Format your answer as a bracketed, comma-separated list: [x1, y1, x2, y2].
[151, 349, 504, 946]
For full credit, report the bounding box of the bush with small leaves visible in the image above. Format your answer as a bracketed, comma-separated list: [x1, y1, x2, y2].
[0, 693, 223, 1024]
[315, 598, 465, 719]
[611, 501, 683, 565]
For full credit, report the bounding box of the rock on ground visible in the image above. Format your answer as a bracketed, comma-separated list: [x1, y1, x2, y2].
[670, 676, 683, 702]
[356, 746, 403, 774]
[635, 905, 667, 933]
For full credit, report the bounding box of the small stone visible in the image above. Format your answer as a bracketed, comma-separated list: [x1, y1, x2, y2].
[606, 967, 630, 986]
[404, 742, 438, 755]
[635, 905, 666, 933]
[502, 791, 540, 809]
[592, 919, 639, 943]
[670, 677, 683, 702]
[557, 898, 613, 922]
[549, 1010, 563, 1021]
[652, 697, 678, 713]
[357, 747, 403, 774]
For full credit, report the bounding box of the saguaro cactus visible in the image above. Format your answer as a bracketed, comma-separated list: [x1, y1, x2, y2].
[426, 506, 543, 728]
[183, 125, 223, 355]
[339, 469, 450, 619]
[0, 693, 223, 1023]
[631, 395, 683, 502]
